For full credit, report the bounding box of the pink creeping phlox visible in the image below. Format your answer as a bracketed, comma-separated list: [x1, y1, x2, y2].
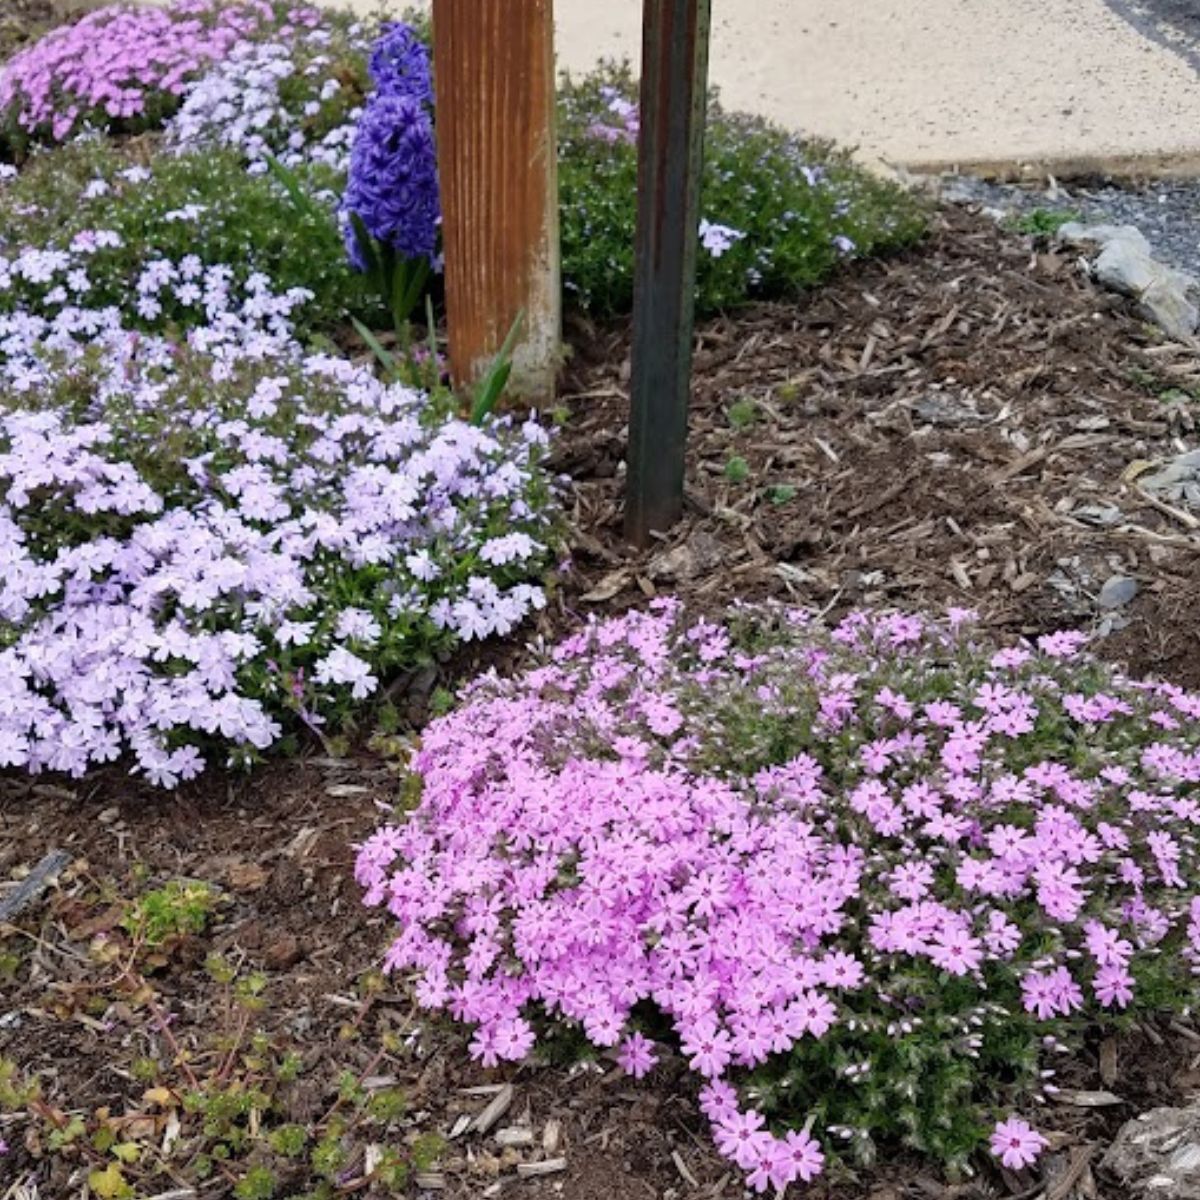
[0, 1, 322, 146]
[358, 601, 1200, 1187]
[990, 1117, 1047, 1170]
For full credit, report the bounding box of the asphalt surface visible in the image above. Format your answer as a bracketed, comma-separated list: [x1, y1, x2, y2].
[543, 0, 1200, 171]
[1105, 0, 1200, 71]
[161, 0, 1200, 172]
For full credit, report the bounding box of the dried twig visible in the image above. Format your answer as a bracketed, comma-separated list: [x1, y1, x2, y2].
[0, 850, 71, 924]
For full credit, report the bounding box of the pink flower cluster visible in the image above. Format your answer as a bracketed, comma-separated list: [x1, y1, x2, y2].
[0, 0, 322, 146]
[357, 601, 1200, 1186]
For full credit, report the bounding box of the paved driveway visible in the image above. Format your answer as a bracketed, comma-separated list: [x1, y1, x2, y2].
[207, 0, 1200, 173]
[546, 0, 1200, 172]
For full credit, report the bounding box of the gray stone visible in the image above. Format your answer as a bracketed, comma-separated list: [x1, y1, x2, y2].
[1104, 1104, 1200, 1199]
[1058, 221, 1153, 256]
[1098, 575, 1139, 609]
[1057, 222, 1200, 339]
[647, 530, 726, 582]
[1094, 241, 1199, 340]
[1140, 450, 1200, 503]
[910, 393, 984, 428]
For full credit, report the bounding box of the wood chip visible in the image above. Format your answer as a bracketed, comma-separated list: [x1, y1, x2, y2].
[580, 570, 632, 603]
[414, 1173, 447, 1190]
[0, 850, 71, 923]
[988, 445, 1048, 486]
[326, 783, 371, 798]
[541, 1118, 562, 1154]
[517, 1158, 567, 1178]
[1051, 1089, 1123, 1107]
[1045, 1145, 1096, 1200]
[495, 1127, 535, 1148]
[1099, 1038, 1118, 1087]
[672, 1150, 699, 1188]
[471, 1083, 514, 1135]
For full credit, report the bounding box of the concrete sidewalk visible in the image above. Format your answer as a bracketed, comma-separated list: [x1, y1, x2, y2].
[397, 0, 1200, 175]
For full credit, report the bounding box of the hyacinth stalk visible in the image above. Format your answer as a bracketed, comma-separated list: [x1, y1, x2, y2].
[348, 209, 430, 355]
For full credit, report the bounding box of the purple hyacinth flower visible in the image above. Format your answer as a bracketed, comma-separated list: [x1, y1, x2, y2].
[342, 92, 440, 268]
[368, 22, 434, 106]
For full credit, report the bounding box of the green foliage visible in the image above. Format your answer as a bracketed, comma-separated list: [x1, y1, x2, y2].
[557, 62, 927, 316]
[724, 455, 750, 483]
[470, 309, 525, 423]
[122, 880, 216, 946]
[1012, 207, 1081, 237]
[0, 141, 359, 339]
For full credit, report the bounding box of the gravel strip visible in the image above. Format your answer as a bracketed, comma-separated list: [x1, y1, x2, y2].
[942, 174, 1200, 279]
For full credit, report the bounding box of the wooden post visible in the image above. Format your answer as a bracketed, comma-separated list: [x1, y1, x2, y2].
[625, 0, 712, 547]
[431, 0, 560, 400]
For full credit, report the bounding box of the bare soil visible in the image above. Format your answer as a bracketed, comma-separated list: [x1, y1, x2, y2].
[3, 205, 1200, 1199]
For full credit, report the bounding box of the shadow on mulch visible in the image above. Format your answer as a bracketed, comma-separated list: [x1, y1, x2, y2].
[3, 205, 1200, 1200]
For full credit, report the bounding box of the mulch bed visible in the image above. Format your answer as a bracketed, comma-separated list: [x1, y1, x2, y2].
[0, 0, 59, 64]
[3, 204, 1200, 1199]
[557, 204, 1200, 687]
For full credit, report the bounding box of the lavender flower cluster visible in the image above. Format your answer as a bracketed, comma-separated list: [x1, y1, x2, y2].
[166, 24, 373, 174]
[341, 23, 440, 269]
[0, 233, 314, 385]
[0, 0, 320, 149]
[0, 338, 553, 786]
[358, 601, 1200, 1187]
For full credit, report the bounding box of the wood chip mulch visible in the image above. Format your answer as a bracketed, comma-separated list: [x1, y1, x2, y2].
[555, 205, 1200, 690]
[3, 204, 1200, 1200]
[0, 0, 59, 65]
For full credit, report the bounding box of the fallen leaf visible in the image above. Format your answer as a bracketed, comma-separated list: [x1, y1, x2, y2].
[225, 862, 269, 891]
[580, 571, 631, 603]
[88, 1163, 131, 1200]
[1052, 1089, 1123, 1107]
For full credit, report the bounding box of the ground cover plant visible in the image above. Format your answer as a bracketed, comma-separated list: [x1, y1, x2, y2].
[0, 339, 554, 785]
[358, 600, 1200, 1190]
[0, 140, 359, 344]
[2, 8, 926, 323]
[136, 13, 925, 319]
[0, 0, 325, 158]
[166, 16, 375, 173]
[557, 65, 928, 315]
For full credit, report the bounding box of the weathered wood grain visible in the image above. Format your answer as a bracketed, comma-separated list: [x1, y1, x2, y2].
[431, 0, 561, 400]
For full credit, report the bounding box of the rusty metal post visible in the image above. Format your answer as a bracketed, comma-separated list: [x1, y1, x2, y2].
[624, 0, 712, 546]
[431, 0, 560, 400]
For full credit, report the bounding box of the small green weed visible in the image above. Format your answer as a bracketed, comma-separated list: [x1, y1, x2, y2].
[727, 397, 758, 429]
[122, 880, 216, 946]
[1011, 207, 1080, 237]
[724, 456, 751, 484]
